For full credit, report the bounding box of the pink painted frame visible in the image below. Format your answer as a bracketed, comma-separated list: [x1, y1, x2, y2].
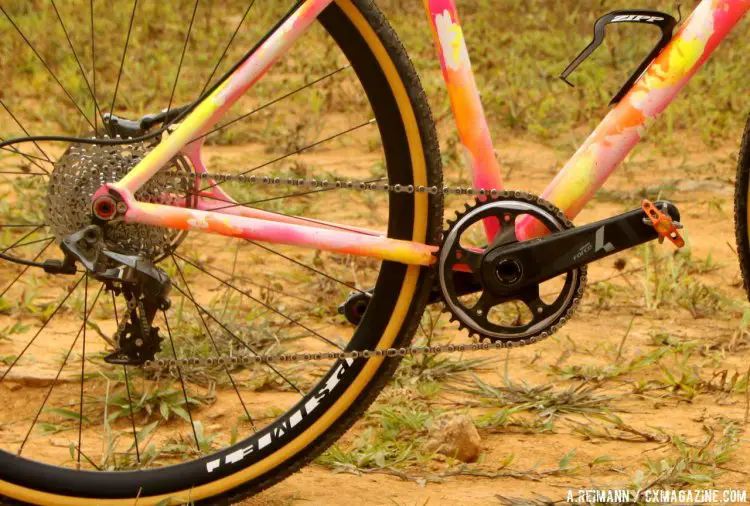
[98, 0, 750, 267]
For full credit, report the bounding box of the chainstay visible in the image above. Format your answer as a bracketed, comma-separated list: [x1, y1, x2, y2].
[136, 172, 586, 371]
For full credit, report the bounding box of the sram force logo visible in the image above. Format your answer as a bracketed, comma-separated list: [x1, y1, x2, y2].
[205, 358, 354, 474]
[612, 14, 664, 23]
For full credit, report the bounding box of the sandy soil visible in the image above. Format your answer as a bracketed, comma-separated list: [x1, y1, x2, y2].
[1, 130, 749, 506]
[237, 134, 750, 505]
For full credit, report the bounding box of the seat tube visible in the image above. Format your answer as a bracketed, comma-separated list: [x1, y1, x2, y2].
[423, 0, 504, 241]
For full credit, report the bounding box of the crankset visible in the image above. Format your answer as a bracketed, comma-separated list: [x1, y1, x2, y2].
[477, 199, 682, 297]
[436, 193, 683, 344]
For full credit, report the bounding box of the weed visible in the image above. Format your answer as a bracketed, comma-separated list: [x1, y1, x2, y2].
[631, 422, 742, 492]
[460, 376, 616, 423]
[103, 380, 213, 425]
[640, 244, 736, 317]
[318, 403, 436, 471]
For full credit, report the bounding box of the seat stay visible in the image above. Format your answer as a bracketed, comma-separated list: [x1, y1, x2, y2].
[99, 0, 336, 201]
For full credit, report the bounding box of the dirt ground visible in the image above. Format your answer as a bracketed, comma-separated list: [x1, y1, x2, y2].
[223, 132, 750, 505]
[2, 130, 749, 506]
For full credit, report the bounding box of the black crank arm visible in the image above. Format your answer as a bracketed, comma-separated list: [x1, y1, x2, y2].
[482, 201, 680, 296]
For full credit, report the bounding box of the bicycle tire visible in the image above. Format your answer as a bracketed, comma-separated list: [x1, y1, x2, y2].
[0, 0, 443, 504]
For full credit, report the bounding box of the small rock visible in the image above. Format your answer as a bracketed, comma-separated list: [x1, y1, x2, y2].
[3, 372, 75, 387]
[207, 408, 226, 420]
[1, 382, 21, 392]
[424, 415, 482, 463]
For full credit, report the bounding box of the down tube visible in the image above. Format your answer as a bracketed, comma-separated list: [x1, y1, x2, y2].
[518, 0, 750, 239]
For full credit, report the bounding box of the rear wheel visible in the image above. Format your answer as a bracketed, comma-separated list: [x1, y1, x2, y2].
[0, 0, 442, 504]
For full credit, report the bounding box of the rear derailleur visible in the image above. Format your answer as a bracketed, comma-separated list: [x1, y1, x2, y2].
[50, 224, 172, 365]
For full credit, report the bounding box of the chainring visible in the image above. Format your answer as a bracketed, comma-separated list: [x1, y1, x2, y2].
[438, 191, 586, 345]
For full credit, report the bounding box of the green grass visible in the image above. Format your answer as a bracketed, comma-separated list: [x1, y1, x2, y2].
[0, 1, 749, 493]
[1, 1, 747, 152]
[382, 0, 750, 151]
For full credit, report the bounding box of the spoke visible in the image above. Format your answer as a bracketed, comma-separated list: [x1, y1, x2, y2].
[200, 118, 375, 193]
[123, 365, 141, 464]
[0, 239, 54, 299]
[17, 296, 95, 456]
[0, 226, 44, 254]
[77, 275, 88, 467]
[0, 171, 48, 177]
[217, 266, 313, 304]
[17, 339, 77, 455]
[50, 0, 105, 130]
[0, 99, 54, 166]
[70, 446, 102, 471]
[0, 139, 50, 164]
[166, 0, 200, 119]
[0, 275, 84, 382]
[221, 243, 241, 322]
[90, 0, 97, 135]
[162, 311, 201, 452]
[199, 0, 257, 96]
[170, 256, 255, 429]
[109, 0, 138, 119]
[2, 236, 56, 254]
[247, 241, 363, 294]
[0, 7, 95, 131]
[195, 64, 352, 145]
[111, 290, 141, 463]
[187, 188, 384, 236]
[236, 177, 386, 208]
[0, 136, 51, 173]
[174, 252, 343, 350]
[169, 282, 303, 396]
[181, 253, 314, 304]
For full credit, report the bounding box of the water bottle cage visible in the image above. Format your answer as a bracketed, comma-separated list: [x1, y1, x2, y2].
[560, 9, 678, 106]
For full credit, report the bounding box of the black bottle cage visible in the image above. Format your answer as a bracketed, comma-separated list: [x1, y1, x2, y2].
[560, 9, 678, 106]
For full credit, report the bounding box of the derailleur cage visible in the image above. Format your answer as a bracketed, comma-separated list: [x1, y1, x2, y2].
[57, 225, 172, 365]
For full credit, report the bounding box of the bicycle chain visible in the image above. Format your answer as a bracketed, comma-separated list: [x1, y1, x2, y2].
[138, 171, 584, 371]
[153, 170, 501, 197]
[142, 338, 554, 371]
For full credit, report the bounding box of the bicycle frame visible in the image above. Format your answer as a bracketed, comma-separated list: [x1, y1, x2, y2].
[98, 0, 749, 267]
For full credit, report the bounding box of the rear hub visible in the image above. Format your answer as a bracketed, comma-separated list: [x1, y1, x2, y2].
[45, 140, 194, 259]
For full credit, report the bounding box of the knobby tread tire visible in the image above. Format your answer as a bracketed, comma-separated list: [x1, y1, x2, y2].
[0, 0, 442, 504]
[207, 2, 444, 504]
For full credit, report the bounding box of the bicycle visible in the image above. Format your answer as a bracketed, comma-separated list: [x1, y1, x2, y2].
[0, 0, 747, 504]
